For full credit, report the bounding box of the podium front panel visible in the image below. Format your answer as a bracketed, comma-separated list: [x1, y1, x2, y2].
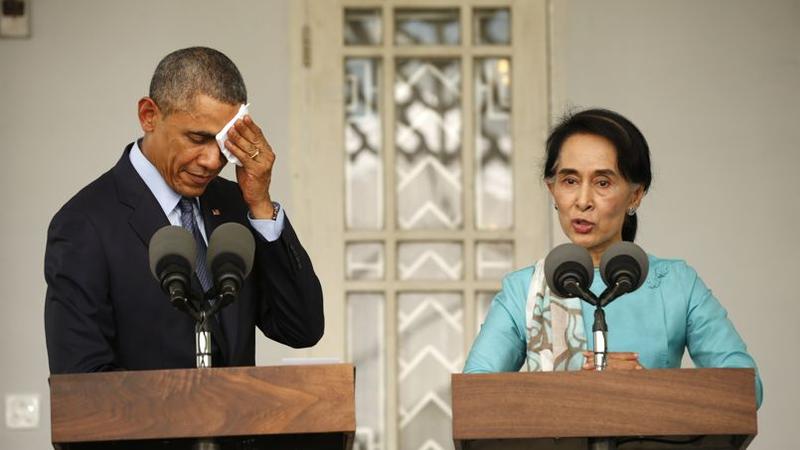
[50, 364, 355, 445]
[452, 368, 757, 446]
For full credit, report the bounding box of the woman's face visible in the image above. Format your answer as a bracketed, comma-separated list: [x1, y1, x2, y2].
[547, 133, 644, 264]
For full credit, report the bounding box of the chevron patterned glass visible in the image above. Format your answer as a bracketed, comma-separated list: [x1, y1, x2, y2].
[346, 242, 385, 280]
[473, 8, 510, 45]
[348, 293, 386, 450]
[475, 241, 513, 280]
[398, 293, 463, 450]
[397, 242, 463, 281]
[394, 8, 459, 46]
[346, 58, 384, 230]
[395, 59, 463, 230]
[345, 8, 382, 46]
[475, 58, 512, 230]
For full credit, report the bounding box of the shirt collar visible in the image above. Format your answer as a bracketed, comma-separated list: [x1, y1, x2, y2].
[129, 140, 183, 216]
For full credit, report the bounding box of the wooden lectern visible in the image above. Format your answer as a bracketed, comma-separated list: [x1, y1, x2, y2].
[49, 364, 355, 449]
[452, 368, 757, 450]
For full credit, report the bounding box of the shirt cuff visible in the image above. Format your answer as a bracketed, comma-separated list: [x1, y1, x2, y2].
[247, 203, 285, 242]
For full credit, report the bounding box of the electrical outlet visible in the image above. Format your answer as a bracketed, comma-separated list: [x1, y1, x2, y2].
[5, 394, 39, 429]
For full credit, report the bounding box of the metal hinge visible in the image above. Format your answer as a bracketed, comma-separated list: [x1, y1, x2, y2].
[302, 24, 311, 68]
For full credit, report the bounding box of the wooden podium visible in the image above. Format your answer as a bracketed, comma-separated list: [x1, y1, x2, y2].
[49, 364, 355, 449]
[452, 368, 757, 450]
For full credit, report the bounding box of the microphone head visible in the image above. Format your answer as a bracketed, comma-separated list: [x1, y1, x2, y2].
[544, 243, 594, 298]
[206, 222, 256, 280]
[599, 241, 649, 292]
[148, 225, 197, 281]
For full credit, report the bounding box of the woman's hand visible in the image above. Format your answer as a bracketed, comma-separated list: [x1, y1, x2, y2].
[582, 351, 644, 370]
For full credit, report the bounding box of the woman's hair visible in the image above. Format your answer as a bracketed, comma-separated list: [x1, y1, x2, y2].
[543, 108, 652, 242]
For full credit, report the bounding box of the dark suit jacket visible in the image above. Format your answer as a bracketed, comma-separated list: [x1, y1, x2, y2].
[44, 143, 324, 374]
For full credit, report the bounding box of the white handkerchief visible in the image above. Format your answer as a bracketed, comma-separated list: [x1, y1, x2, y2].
[216, 103, 250, 167]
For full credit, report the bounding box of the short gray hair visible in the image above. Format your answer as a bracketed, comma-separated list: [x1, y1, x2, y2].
[148, 47, 247, 115]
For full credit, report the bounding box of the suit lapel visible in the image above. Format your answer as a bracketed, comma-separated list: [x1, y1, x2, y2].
[113, 144, 187, 366]
[199, 181, 227, 238]
[112, 143, 170, 247]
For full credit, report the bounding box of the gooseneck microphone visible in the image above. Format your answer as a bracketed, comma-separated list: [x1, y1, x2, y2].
[206, 222, 255, 308]
[598, 241, 649, 307]
[148, 222, 255, 377]
[148, 226, 197, 314]
[544, 243, 597, 304]
[543, 241, 649, 373]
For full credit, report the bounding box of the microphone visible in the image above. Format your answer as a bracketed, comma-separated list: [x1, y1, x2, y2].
[148, 226, 197, 309]
[544, 243, 595, 302]
[206, 222, 255, 306]
[598, 241, 649, 305]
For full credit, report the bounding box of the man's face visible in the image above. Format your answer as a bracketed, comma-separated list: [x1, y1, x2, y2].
[139, 94, 239, 197]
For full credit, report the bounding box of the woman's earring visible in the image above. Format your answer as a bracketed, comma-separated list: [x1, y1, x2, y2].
[627, 207, 637, 216]
[554, 204, 559, 211]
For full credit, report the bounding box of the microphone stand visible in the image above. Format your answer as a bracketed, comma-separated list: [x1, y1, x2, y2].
[590, 281, 628, 372]
[193, 309, 217, 450]
[193, 290, 230, 450]
[565, 280, 631, 450]
[592, 308, 608, 371]
[172, 288, 235, 450]
[588, 303, 614, 450]
[195, 292, 234, 369]
[195, 311, 212, 368]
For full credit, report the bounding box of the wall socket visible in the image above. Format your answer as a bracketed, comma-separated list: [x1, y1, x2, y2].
[5, 394, 40, 429]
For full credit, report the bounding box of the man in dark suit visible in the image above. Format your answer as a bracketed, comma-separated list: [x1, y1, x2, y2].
[44, 47, 324, 374]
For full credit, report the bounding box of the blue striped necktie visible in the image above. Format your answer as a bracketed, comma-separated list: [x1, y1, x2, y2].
[178, 197, 213, 293]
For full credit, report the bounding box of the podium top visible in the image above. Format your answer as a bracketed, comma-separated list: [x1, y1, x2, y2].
[50, 364, 356, 444]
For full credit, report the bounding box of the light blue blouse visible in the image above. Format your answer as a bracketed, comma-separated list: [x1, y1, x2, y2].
[464, 255, 763, 408]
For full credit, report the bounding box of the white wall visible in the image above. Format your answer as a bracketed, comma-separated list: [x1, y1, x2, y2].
[550, 1, 800, 448]
[0, 1, 294, 448]
[0, 0, 796, 448]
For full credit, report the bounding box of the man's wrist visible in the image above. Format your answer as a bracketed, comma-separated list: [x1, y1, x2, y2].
[250, 200, 280, 220]
[269, 201, 280, 220]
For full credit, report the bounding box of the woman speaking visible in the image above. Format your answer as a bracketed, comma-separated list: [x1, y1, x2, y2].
[463, 108, 763, 407]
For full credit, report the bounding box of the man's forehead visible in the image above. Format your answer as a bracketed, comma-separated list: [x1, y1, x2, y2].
[168, 94, 240, 129]
[182, 93, 238, 113]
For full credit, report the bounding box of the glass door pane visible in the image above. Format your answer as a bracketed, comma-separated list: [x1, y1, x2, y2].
[395, 8, 460, 45]
[395, 59, 463, 230]
[345, 58, 384, 230]
[397, 292, 463, 450]
[475, 57, 513, 230]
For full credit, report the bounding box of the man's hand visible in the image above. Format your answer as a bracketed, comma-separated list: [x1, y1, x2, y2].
[582, 351, 644, 370]
[224, 114, 277, 219]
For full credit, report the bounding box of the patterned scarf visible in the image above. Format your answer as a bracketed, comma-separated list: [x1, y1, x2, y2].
[525, 259, 588, 371]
